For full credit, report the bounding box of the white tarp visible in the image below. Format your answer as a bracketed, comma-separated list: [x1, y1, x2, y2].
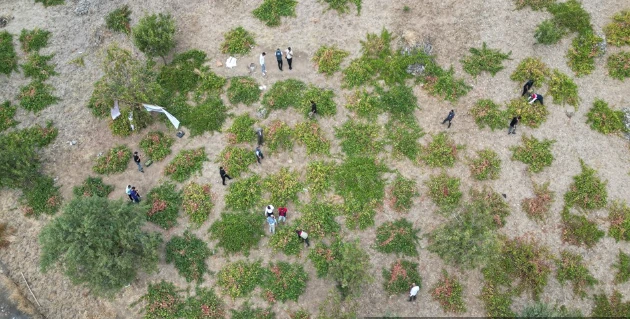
[226, 56, 237, 68]
[128, 111, 135, 131]
[111, 100, 121, 120]
[143, 104, 180, 129]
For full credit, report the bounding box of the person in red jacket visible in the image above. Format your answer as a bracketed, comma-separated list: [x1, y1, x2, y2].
[278, 207, 287, 223]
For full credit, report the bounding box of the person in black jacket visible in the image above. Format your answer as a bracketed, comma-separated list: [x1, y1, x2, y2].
[522, 79, 534, 96]
[508, 116, 521, 135]
[220, 167, 232, 185]
[442, 110, 455, 128]
[133, 152, 144, 173]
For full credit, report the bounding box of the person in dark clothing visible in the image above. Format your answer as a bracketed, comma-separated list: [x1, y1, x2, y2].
[130, 186, 141, 203]
[521, 79, 534, 96]
[442, 110, 455, 128]
[133, 152, 144, 173]
[220, 167, 232, 185]
[508, 116, 521, 135]
[256, 128, 264, 146]
[296, 229, 310, 246]
[528, 93, 544, 105]
[310, 101, 317, 117]
[255, 146, 264, 164]
[275, 48, 283, 71]
[126, 185, 134, 201]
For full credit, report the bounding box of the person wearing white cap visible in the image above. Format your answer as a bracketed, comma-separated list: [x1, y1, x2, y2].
[265, 205, 274, 217]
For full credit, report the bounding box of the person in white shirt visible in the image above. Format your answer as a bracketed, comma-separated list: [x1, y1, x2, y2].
[296, 229, 310, 246]
[528, 93, 543, 105]
[259, 52, 266, 76]
[408, 283, 420, 302]
[285, 47, 293, 70]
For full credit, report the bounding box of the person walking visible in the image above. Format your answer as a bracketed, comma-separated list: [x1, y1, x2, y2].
[255, 146, 264, 164]
[265, 205, 275, 217]
[528, 93, 544, 105]
[133, 152, 144, 173]
[442, 110, 455, 128]
[310, 101, 317, 117]
[260, 52, 267, 76]
[508, 116, 521, 135]
[296, 229, 309, 246]
[278, 207, 287, 223]
[220, 167, 232, 185]
[285, 47, 293, 70]
[275, 48, 283, 71]
[267, 215, 276, 234]
[125, 185, 133, 201]
[521, 79, 534, 96]
[256, 128, 264, 146]
[130, 186, 141, 203]
[408, 283, 420, 302]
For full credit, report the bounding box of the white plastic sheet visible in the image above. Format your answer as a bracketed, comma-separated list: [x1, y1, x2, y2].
[110, 100, 121, 120]
[226, 56, 237, 68]
[143, 104, 180, 129]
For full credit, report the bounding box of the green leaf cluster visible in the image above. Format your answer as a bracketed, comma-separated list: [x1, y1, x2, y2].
[0, 31, 18, 75]
[511, 135, 555, 173]
[139, 131, 174, 162]
[555, 251, 597, 298]
[218, 146, 256, 178]
[225, 175, 262, 210]
[381, 259, 422, 294]
[313, 45, 349, 76]
[375, 219, 420, 256]
[132, 13, 176, 60]
[586, 99, 627, 134]
[227, 76, 261, 105]
[146, 182, 182, 229]
[164, 148, 208, 182]
[209, 212, 264, 255]
[182, 182, 214, 226]
[166, 231, 211, 282]
[72, 177, 114, 198]
[93, 145, 132, 175]
[461, 42, 511, 77]
[221, 27, 256, 55]
[105, 5, 132, 34]
[253, 0, 298, 27]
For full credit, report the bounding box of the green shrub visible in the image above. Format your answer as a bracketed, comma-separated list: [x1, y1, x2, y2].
[511, 135, 555, 173]
[166, 231, 210, 283]
[378, 85, 418, 118]
[294, 122, 331, 155]
[313, 45, 349, 76]
[548, 69, 579, 108]
[93, 145, 132, 175]
[555, 251, 597, 298]
[297, 202, 341, 238]
[105, 5, 132, 34]
[34, 0, 64, 7]
[306, 161, 336, 196]
[345, 89, 381, 119]
[158, 50, 207, 95]
[308, 241, 337, 277]
[604, 10, 630, 47]
[132, 13, 176, 61]
[386, 117, 424, 161]
[267, 120, 294, 152]
[469, 187, 511, 227]
[268, 223, 303, 255]
[561, 211, 605, 247]
[218, 146, 256, 178]
[262, 262, 308, 302]
[179, 288, 226, 319]
[342, 58, 375, 88]
[335, 120, 383, 157]
[592, 291, 630, 317]
[470, 99, 508, 131]
[510, 57, 550, 85]
[480, 282, 515, 317]
[263, 168, 302, 206]
[193, 71, 226, 102]
[334, 156, 386, 209]
[425, 173, 462, 210]
[431, 270, 466, 313]
[320, 0, 362, 15]
[613, 251, 630, 283]
[567, 31, 603, 77]
[505, 97, 549, 128]
[40, 196, 161, 296]
[227, 76, 260, 105]
[217, 260, 264, 298]
[146, 182, 182, 229]
[164, 148, 207, 182]
[513, 0, 554, 10]
[225, 175, 262, 210]
[522, 182, 554, 221]
[607, 51, 630, 80]
[461, 42, 511, 77]
[18, 81, 59, 113]
[329, 240, 372, 298]
[139, 131, 174, 162]
[422, 64, 472, 102]
[548, 0, 592, 35]
[382, 259, 422, 294]
[109, 106, 154, 137]
[564, 160, 608, 210]
[3, 120, 58, 148]
[469, 149, 501, 180]
[0, 31, 18, 76]
[182, 182, 213, 226]
[261, 79, 307, 110]
[421, 132, 462, 168]
[0, 101, 18, 132]
[609, 201, 630, 242]
[139, 281, 183, 319]
[20, 175, 62, 217]
[183, 97, 227, 136]
[18, 28, 51, 53]
[290, 309, 311, 319]
[226, 114, 256, 144]
[586, 99, 627, 134]
[388, 174, 418, 212]
[534, 19, 566, 44]
[375, 219, 419, 256]
[209, 212, 263, 255]
[301, 86, 337, 117]
[520, 302, 583, 317]
[220, 27, 256, 55]
[253, 0, 297, 27]
[73, 177, 114, 198]
[340, 199, 376, 230]
[231, 303, 275, 319]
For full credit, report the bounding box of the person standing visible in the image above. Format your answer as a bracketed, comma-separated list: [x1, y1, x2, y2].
[408, 283, 420, 302]
[125, 185, 133, 201]
[528, 93, 544, 105]
[267, 215, 276, 234]
[265, 205, 275, 217]
[522, 79, 534, 96]
[256, 128, 264, 146]
[296, 229, 309, 246]
[260, 52, 267, 76]
[285, 47, 293, 70]
[130, 186, 141, 203]
[278, 207, 287, 223]
[508, 116, 521, 135]
[442, 110, 455, 128]
[133, 152, 144, 173]
[275, 48, 283, 71]
[220, 167, 232, 185]
[255, 146, 264, 164]
[310, 101, 317, 117]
